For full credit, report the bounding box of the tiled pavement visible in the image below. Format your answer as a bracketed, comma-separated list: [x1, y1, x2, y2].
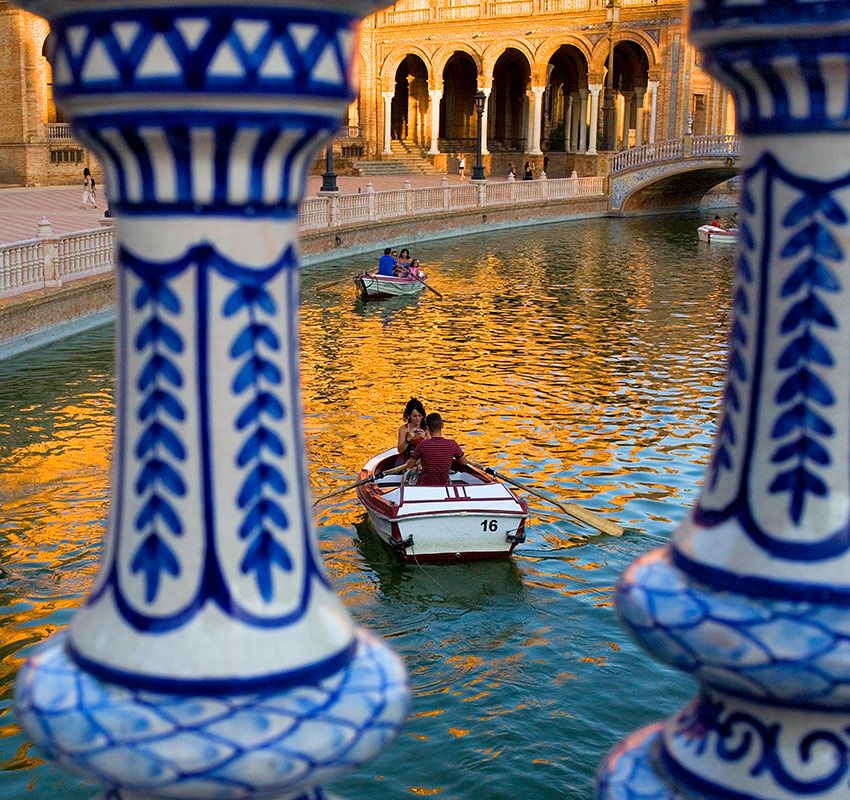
[0, 173, 470, 247]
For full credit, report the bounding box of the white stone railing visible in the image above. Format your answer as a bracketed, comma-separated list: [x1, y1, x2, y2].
[609, 139, 685, 173]
[0, 177, 604, 298]
[608, 134, 740, 174]
[0, 220, 114, 299]
[298, 175, 604, 230]
[691, 133, 740, 157]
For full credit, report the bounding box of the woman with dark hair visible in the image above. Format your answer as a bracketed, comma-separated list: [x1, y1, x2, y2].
[81, 167, 98, 209]
[396, 397, 429, 464]
[393, 248, 412, 275]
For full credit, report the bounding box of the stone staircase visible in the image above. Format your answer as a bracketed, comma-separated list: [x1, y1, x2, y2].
[353, 140, 442, 176]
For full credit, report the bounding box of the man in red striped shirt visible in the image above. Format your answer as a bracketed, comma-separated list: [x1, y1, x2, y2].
[403, 412, 469, 486]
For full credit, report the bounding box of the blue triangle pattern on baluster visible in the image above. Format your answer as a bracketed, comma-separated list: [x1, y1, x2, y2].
[50, 7, 354, 98]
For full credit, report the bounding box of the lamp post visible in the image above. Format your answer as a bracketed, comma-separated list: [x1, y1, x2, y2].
[600, 0, 619, 151]
[320, 137, 338, 192]
[472, 90, 486, 181]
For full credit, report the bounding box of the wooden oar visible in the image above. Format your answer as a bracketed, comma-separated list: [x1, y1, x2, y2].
[312, 474, 374, 504]
[471, 462, 625, 537]
[401, 267, 443, 299]
[315, 273, 354, 292]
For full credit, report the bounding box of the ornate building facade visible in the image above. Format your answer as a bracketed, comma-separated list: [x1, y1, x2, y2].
[0, 0, 732, 186]
[353, 0, 734, 177]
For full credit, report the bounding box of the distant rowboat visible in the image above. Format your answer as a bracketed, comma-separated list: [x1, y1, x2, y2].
[354, 272, 426, 300]
[697, 224, 738, 244]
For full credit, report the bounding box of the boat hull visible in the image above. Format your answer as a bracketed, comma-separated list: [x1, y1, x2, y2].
[697, 224, 738, 244]
[356, 449, 527, 562]
[354, 273, 426, 300]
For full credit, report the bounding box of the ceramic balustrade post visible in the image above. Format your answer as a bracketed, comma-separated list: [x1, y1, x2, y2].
[12, 2, 409, 799]
[597, 2, 850, 800]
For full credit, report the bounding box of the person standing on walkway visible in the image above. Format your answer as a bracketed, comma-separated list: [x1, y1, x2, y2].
[457, 154, 466, 180]
[81, 167, 98, 209]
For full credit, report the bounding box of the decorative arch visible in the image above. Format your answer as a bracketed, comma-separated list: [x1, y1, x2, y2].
[389, 53, 430, 144]
[489, 47, 533, 151]
[589, 30, 659, 75]
[481, 40, 534, 84]
[534, 36, 593, 74]
[379, 45, 435, 87]
[40, 31, 64, 124]
[431, 43, 482, 85]
[438, 49, 480, 144]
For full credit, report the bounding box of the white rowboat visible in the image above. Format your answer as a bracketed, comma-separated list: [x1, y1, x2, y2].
[356, 448, 528, 562]
[698, 224, 738, 244]
[354, 272, 427, 299]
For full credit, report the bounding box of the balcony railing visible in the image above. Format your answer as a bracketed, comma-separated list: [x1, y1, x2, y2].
[489, 0, 533, 15]
[380, 0, 675, 25]
[384, 7, 430, 23]
[437, 4, 480, 21]
[46, 123, 73, 140]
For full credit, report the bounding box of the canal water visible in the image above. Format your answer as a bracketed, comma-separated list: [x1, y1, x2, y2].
[0, 210, 735, 799]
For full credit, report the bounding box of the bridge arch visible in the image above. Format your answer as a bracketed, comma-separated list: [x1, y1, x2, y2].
[611, 162, 739, 212]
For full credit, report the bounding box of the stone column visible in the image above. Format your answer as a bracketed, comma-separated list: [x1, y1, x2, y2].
[429, 87, 442, 154]
[564, 93, 574, 152]
[598, 3, 850, 800]
[578, 89, 588, 152]
[480, 86, 491, 156]
[382, 91, 394, 154]
[634, 85, 646, 147]
[530, 85, 545, 156]
[587, 84, 602, 156]
[570, 92, 581, 152]
[524, 89, 534, 154]
[620, 91, 630, 148]
[648, 80, 659, 144]
[12, 3, 409, 799]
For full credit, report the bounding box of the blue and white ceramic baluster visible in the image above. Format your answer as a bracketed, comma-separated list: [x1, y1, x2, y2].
[12, 3, 408, 798]
[598, 2, 850, 799]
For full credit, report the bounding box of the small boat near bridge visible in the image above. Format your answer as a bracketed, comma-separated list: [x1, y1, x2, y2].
[697, 224, 738, 244]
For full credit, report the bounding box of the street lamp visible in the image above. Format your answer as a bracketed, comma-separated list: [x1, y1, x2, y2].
[472, 90, 486, 181]
[320, 137, 338, 192]
[600, 0, 619, 151]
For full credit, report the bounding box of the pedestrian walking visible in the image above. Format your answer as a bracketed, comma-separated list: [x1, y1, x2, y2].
[81, 167, 98, 209]
[457, 154, 466, 180]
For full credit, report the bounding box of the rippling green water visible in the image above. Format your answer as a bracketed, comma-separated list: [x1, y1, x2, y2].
[0, 211, 734, 799]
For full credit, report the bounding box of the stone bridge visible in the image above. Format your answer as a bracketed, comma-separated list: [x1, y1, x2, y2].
[607, 134, 740, 212]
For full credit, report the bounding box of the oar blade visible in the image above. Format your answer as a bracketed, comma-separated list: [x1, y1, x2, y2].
[473, 462, 625, 537]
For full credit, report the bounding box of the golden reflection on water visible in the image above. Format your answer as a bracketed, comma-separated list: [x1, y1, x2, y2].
[0, 215, 734, 799]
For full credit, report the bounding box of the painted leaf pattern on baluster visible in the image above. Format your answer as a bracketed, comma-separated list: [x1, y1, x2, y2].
[224, 281, 292, 601]
[710, 185, 754, 489]
[769, 191, 843, 523]
[131, 274, 186, 602]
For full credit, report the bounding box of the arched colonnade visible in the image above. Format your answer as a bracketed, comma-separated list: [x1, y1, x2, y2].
[366, 30, 660, 158]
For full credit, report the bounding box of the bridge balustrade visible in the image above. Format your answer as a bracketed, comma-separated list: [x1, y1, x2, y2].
[609, 135, 739, 174]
